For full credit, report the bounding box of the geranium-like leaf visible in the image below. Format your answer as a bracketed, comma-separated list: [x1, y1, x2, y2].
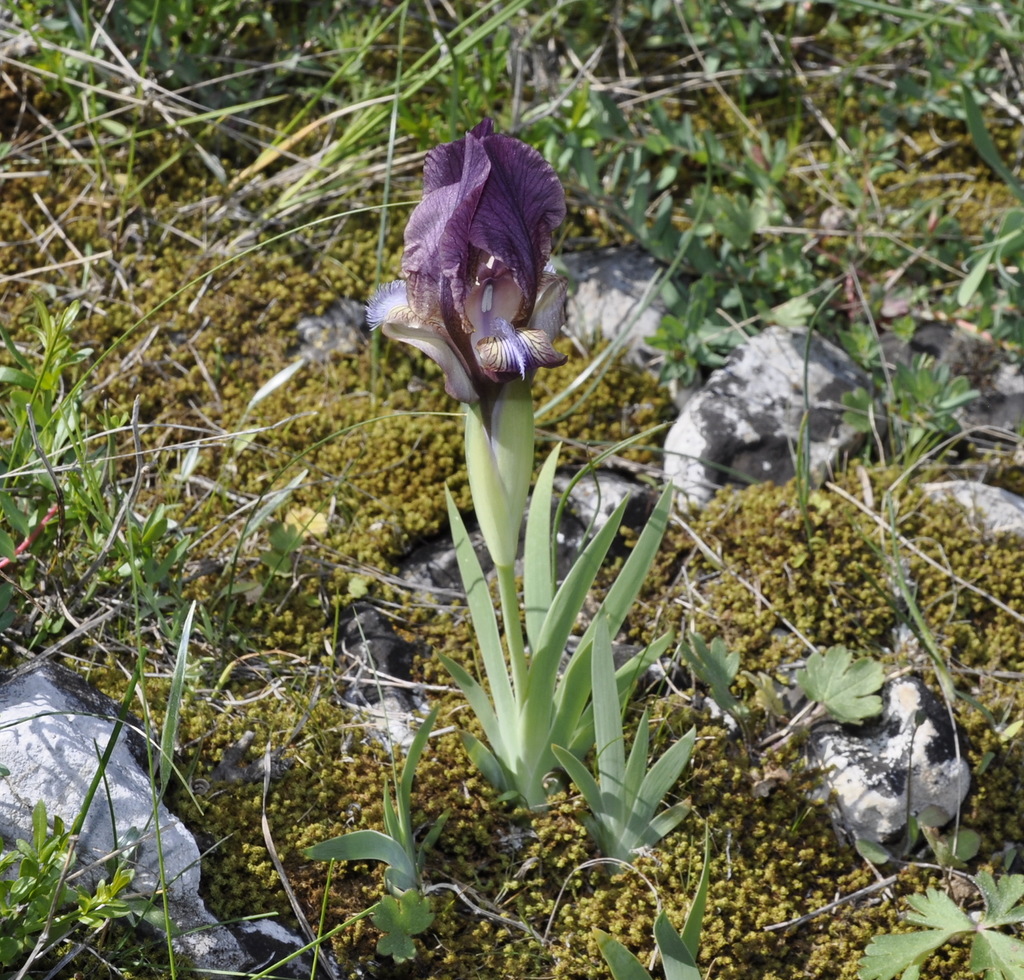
[858, 928, 952, 980]
[797, 646, 883, 724]
[976, 870, 1024, 926]
[969, 931, 1024, 979]
[372, 892, 435, 964]
[857, 876, 1024, 980]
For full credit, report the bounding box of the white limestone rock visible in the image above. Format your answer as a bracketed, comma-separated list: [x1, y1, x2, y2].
[663, 325, 868, 507]
[921, 481, 1024, 537]
[0, 661, 253, 973]
[808, 676, 970, 844]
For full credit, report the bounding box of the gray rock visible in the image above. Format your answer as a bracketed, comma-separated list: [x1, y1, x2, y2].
[552, 468, 645, 531]
[808, 676, 970, 844]
[561, 247, 673, 368]
[0, 661, 199, 902]
[0, 661, 326, 977]
[295, 298, 368, 361]
[336, 603, 424, 750]
[0, 661, 245, 970]
[921, 481, 1024, 537]
[663, 325, 868, 507]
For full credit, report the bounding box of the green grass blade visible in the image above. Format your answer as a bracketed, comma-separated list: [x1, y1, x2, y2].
[274, 0, 542, 210]
[159, 600, 195, 796]
[962, 85, 1024, 203]
[446, 487, 516, 729]
[581, 484, 672, 648]
[524, 445, 560, 653]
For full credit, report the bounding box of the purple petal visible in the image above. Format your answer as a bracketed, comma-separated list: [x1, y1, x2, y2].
[475, 320, 566, 383]
[381, 318, 479, 404]
[420, 118, 494, 194]
[463, 134, 566, 322]
[376, 119, 567, 404]
[430, 132, 494, 316]
[403, 135, 491, 324]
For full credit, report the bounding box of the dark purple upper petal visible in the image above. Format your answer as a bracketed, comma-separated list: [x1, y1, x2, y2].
[380, 119, 566, 403]
[404, 121, 564, 332]
[421, 118, 495, 194]
[462, 133, 566, 324]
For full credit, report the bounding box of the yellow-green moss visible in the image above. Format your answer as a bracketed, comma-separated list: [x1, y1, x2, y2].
[121, 457, 1024, 980]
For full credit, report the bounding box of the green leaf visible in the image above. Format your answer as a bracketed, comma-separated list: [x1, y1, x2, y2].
[635, 728, 695, 834]
[855, 839, 893, 865]
[31, 800, 48, 851]
[591, 616, 627, 827]
[771, 295, 814, 328]
[564, 632, 672, 758]
[654, 909, 701, 980]
[373, 889, 434, 934]
[957, 245, 995, 307]
[523, 445, 560, 653]
[677, 634, 747, 722]
[920, 823, 979, 869]
[796, 646, 883, 723]
[0, 365, 36, 389]
[551, 743, 603, 815]
[438, 655, 507, 774]
[305, 828, 414, 884]
[397, 707, 439, 831]
[372, 891, 434, 963]
[596, 930, 653, 980]
[444, 488, 514, 745]
[680, 828, 711, 965]
[586, 484, 673, 643]
[904, 887, 975, 934]
[976, 871, 1024, 926]
[457, 728, 509, 794]
[970, 930, 1024, 979]
[858, 929, 955, 980]
[533, 496, 630, 678]
[952, 829, 982, 865]
[556, 619, 694, 862]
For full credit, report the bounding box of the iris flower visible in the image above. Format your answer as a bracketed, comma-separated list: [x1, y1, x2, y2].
[367, 118, 567, 405]
[368, 120, 569, 568]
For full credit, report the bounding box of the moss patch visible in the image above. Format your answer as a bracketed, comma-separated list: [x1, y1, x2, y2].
[133, 463, 1024, 980]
